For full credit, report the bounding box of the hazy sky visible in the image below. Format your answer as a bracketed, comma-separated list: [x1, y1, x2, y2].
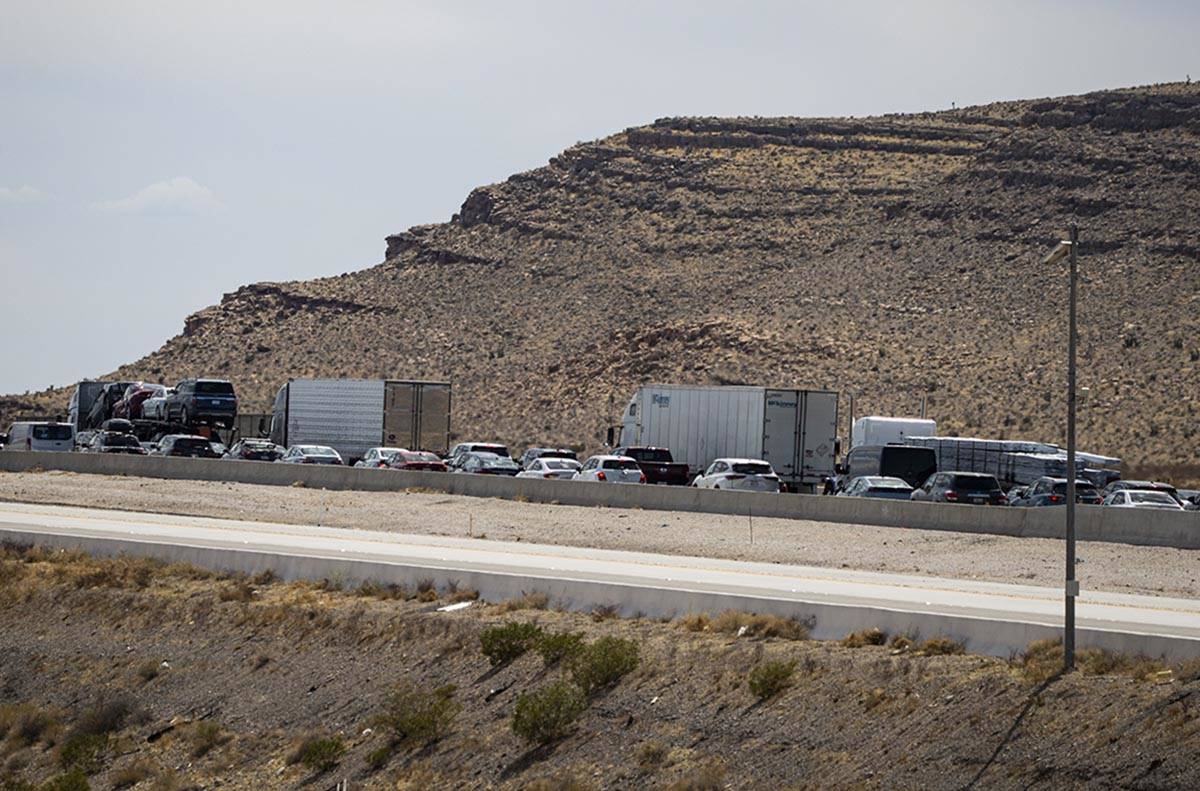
[1, 1, 1197, 394]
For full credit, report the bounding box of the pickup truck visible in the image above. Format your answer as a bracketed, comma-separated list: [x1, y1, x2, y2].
[613, 446, 690, 486]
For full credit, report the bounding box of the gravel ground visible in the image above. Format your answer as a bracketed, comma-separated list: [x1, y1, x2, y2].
[2, 469, 1198, 599]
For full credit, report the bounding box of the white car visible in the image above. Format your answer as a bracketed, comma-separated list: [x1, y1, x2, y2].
[141, 386, 174, 421]
[517, 457, 582, 480]
[354, 447, 407, 468]
[278, 445, 344, 465]
[573, 455, 645, 484]
[692, 458, 781, 492]
[1102, 490, 1184, 510]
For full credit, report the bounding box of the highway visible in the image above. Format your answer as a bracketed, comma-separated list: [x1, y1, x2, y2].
[1, 501, 1197, 660]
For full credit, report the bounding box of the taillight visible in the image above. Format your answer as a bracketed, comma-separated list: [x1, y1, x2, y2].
[639, 472, 647, 484]
[944, 491, 958, 501]
[1048, 494, 1063, 503]
[378, 461, 388, 468]
[997, 494, 1008, 504]
[596, 471, 607, 481]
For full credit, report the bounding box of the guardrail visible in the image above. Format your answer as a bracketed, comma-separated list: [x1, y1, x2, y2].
[2, 451, 1198, 549]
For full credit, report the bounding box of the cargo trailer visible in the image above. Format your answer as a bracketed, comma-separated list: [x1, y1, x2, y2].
[611, 384, 838, 492]
[850, 416, 937, 449]
[67, 381, 109, 432]
[269, 379, 451, 462]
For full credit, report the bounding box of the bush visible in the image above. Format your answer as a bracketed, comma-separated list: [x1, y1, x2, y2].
[0, 704, 57, 746]
[497, 591, 550, 612]
[841, 628, 887, 648]
[918, 637, 965, 656]
[189, 722, 230, 759]
[635, 740, 669, 771]
[136, 661, 161, 683]
[711, 611, 808, 640]
[291, 735, 345, 772]
[679, 613, 710, 632]
[480, 622, 543, 666]
[39, 770, 89, 791]
[535, 631, 585, 668]
[511, 681, 586, 745]
[373, 682, 460, 747]
[111, 758, 154, 789]
[665, 759, 726, 791]
[748, 660, 796, 701]
[569, 637, 639, 696]
[59, 733, 107, 773]
[76, 696, 131, 736]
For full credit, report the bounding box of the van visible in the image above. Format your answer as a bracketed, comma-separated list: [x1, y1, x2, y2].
[846, 444, 936, 489]
[4, 422, 75, 452]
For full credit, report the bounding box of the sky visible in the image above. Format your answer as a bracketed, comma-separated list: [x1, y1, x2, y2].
[1, 1, 1197, 394]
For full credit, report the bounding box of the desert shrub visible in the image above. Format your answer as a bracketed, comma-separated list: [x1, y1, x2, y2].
[76, 695, 131, 736]
[497, 591, 550, 612]
[480, 622, 543, 666]
[748, 660, 797, 701]
[679, 613, 710, 632]
[111, 758, 154, 789]
[511, 681, 586, 745]
[918, 637, 965, 656]
[0, 774, 38, 791]
[568, 637, 639, 696]
[635, 740, 669, 771]
[136, 661, 161, 683]
[251, 569, 278, 585]
[535, 631, 585, 668]
[415, 578, 438, 602]
[1012, 638, 1063, 684]
[59, 733, 107, 773]
[218, 582, 254, 602]
[710, 611, 808, 640]
[290, 735, 345, 772]
[189, 722, 230, 759]
[841, 628, 888, 648]
[373, 682, 460, 747]
[447, 586, 479, 603]
[591, 604, 620, 622]
[39, 770, 89, 791]
[888, 634, 915, 653]
[1078, 649, 1166, 680]
[0, 704, 57, 746]
[665, 759, 726, 791]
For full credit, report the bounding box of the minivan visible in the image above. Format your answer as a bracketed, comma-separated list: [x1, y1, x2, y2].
[846, 444, 937, 489]
[4, 422, 75, 452]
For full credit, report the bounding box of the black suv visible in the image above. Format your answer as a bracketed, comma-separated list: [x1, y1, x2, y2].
[911, 472, 1007, 505]
[152, 435, 221, 458]
[86, 431, 147, 455]
[165, 379, 238, 428]
[86, 381, 135, 429]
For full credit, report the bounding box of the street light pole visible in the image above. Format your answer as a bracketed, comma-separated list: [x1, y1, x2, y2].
[1064, 224, 1079, 671]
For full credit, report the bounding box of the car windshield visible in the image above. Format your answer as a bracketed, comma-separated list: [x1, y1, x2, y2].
[302, 446, 338, 456]
[1052, 482, 1097, 494]
[1130, 491, 1177, 505]
[474, 444, 509, 457]
[732, 462, 773, 475]
[953, 475, 1000, 492]
[867, 478, 910, 490]
[627, 448, 672, 463]
[196, 381, 235, 395]
[175, 438, 211, 450]
[32, 425, 73, 440]
[482, 456, 518, 468]
[544, 460, 580, 470]
[603, 459, 641, 470]
[243, 440, 274, 448]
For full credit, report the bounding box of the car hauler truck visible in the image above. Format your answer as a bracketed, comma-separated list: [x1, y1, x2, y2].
[269, 379, 451, 463]
[610, 384, 838, 493]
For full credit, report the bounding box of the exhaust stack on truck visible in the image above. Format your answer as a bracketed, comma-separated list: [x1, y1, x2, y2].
[610, 384, 838, 492]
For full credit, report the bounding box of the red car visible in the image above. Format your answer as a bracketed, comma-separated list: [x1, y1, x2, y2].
[112, 383, 168, 420]
[389, 450, 449, 472]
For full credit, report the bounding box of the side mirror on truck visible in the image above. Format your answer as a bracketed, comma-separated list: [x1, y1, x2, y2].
[605, 427, 615, 447]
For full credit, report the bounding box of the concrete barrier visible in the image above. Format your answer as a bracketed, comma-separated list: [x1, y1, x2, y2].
[3, 451, 1199, 549]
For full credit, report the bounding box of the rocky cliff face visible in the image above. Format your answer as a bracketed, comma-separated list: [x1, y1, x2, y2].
[9, 83, 1200, 464]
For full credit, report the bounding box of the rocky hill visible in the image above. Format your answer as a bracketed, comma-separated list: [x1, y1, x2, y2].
[8, 82, 1200, 464]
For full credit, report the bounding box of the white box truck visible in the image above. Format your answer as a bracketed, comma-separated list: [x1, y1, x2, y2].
[611, 384, 838, 492]
[850, 416, 936, 449]
[269, 379, 451, 462]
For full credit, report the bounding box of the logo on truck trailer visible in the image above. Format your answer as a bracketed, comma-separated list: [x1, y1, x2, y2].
[767, 398, 798, 408]
[652, 394, 671, 408]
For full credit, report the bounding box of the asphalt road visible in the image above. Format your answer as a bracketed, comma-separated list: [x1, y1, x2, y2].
[2, 501, 1197, 659]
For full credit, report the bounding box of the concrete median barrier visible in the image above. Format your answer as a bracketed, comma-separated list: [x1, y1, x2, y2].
[2, 451, 1198, 549]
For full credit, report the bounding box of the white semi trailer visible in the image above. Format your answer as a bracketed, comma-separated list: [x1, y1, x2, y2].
[269, 379, 451, 462]
[611, 384, 839, 492]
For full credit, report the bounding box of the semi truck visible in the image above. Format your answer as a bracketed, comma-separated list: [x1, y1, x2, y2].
[609, 384, 838, 492]
[850, 416, 937, 449]
[68, 381, 109, 432]
[269, 379, 451, 463]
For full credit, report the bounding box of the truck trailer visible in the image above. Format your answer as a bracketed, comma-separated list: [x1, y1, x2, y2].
[269, 379, 451, 462]
[67, 381, 109, 432]
[850, 416, 937, 449]
[611, 384, 838, 492]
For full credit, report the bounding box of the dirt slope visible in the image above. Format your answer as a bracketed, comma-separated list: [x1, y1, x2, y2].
[2, 546, 1199, 790]
[7, 82, 1200, 464]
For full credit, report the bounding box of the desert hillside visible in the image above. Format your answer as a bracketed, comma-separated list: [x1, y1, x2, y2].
[7, 82, 1200, 464]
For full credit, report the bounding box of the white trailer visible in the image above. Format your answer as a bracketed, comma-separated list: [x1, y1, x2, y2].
[269, 379, 451, 462]
[613, 384, 838, 492]
[850, 416, 937, 449]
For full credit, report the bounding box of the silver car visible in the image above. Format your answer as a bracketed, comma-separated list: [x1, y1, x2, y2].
[141, 386, 174, 421]
[517, 458, 582, 480]
[692, 458, 780, 492]
[354, 447, 407, 469]
[1102, 490, 1184, 510]
[573, 455, 645, 484]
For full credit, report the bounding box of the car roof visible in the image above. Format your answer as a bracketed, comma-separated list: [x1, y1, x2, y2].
[713, 458, 770, 464]
[861, 476, 910, 486]
[589, 455, 636, 462]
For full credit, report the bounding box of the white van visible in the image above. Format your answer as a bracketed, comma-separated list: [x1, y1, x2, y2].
[4, 422, 75, 452]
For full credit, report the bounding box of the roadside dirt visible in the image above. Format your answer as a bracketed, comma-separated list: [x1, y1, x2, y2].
[1, 470, 1199, 600]
[1, 546, 1198, 790]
